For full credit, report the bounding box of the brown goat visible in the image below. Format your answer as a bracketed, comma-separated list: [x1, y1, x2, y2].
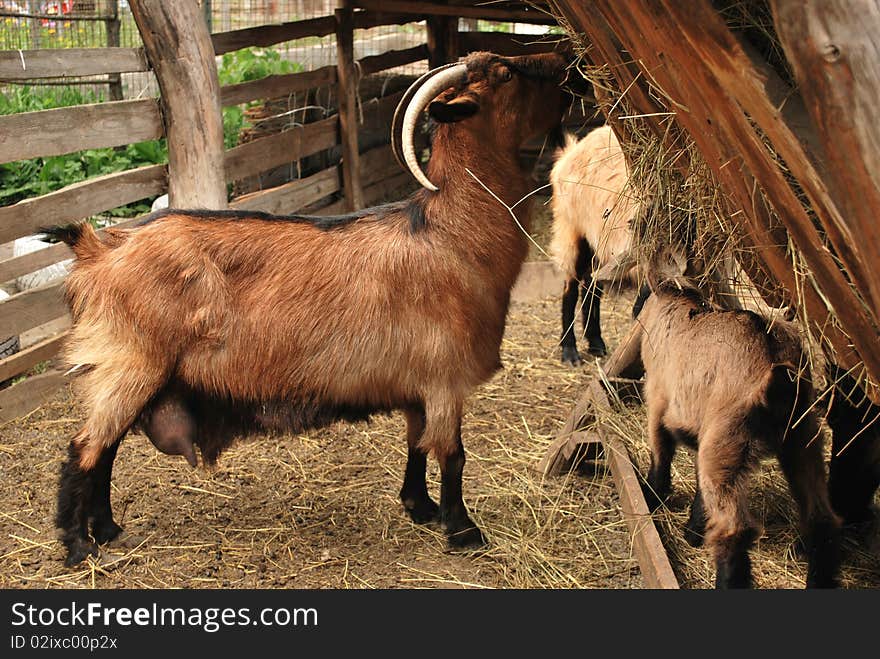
[634, 252, 841, 588]
[51, 51, 573, 566]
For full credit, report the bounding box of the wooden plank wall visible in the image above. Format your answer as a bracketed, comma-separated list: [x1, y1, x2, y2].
[0, 5, 559, 421]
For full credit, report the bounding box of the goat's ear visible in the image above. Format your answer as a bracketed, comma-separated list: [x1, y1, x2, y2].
[428, 96, 479, 123]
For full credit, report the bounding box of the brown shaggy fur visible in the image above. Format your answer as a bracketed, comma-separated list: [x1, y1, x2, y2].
[53, 51, 572, 565]
[636, 259, 841, 588]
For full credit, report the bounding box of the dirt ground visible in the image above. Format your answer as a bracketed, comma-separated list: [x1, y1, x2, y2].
[0, 290, 645, 590]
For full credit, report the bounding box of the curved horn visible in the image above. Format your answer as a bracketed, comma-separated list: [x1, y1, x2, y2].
[395, 63, 467, 192]
[391, 61, 460, 171]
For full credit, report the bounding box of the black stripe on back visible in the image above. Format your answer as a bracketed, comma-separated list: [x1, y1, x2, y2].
[138, 194, 429, 233]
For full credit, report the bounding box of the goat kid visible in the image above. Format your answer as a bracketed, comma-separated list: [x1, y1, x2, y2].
[52, 51, 573, 566]
[635, 251, 841, 588]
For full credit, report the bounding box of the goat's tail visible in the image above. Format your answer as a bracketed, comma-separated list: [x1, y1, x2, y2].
[41, 223, 108, 262]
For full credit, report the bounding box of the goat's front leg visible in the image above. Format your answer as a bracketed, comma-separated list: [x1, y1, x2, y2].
[400, 405, 439, 524]
[643, 399, 675, 510]
[423, 399, 485, 549]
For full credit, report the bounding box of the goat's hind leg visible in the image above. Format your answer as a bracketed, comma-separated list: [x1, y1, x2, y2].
[89, 438, 123, 544]
[577, 239, 606, 357]
[560, 277, 582, 366]
[57, 364, 166, 566]
[683, 461, 707, 547]
[400, 405, 439, 524]
[697, 425, 759, 589]
[779, 418, 841, 588]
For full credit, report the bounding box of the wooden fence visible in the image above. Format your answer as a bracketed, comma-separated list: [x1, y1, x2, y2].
[0, 0, 564, 422]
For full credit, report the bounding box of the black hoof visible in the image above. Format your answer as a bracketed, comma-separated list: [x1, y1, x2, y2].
[683, 522, 705, 547]
[587, 339, 607, 357]
[561, 346, 583, 366]
[92, 518, 123, 545]
[806, 574, 840, 589]
[403, 497, 440, 524]
[446, 525, 487, 549]
[64, 537, 99, 567]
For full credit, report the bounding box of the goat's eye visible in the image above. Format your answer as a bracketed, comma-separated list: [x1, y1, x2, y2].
[498, 67, 513, 83]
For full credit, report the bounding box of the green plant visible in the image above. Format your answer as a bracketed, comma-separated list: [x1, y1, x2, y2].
[217, 48, 303, 148]
[0, 48, 303, 210]
[0, 85, 168, 211]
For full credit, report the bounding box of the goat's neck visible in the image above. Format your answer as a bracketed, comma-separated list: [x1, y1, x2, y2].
[426, 128, 533, 211]
[423, 128, 535, 290]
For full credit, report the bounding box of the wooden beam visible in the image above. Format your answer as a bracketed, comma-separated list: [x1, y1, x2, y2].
[0, 332, 67, 382]
[358, 44, 429, 77]
[0, 163, 166, 245]
[220, 65, 337, 107]
[598, 0, 880, 395]
[335, 3, 365, 211]
[314, 171, 412, 215]
[354, 0, 556, 25]
[211, 11, 420, 55]
[592, 380, 679, 590]
[0, 47, 149, 80]
[212, 16, 336, 55]
[545, 378, 679, 590]
[582, 0, 869, 388]
[458, 31, 567, 56]
[426, 15, 457, 68]
[0, 368, 67, 424]
[541, 319, 644, 477]
[224, 116, 338, 182]
[0, 281, 66, 337]
[230, 166, 340, 214]
[771, 0, 880, 328]
[0, 99, 163, 164]
[662, 0, 879, 334]
[131, 0, 227, 209]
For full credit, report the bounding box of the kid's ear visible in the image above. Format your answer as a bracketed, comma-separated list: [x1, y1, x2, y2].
[428, 96, 479, 123]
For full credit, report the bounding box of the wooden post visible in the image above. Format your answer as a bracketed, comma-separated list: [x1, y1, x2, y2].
[105, 0, 123, 102]
[202, 0, 213, 32]
[129, 0, 227, 209]
[426, 15, 458, 68]
[335, 1, 364, 211]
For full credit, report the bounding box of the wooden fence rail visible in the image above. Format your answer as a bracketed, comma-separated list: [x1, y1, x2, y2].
[0, 99, 163, 164]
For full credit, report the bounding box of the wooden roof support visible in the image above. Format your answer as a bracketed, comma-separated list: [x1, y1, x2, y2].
[771, 1, 880, 328]
[662, 0, 880, 333]
[130, 0, 227, 209]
